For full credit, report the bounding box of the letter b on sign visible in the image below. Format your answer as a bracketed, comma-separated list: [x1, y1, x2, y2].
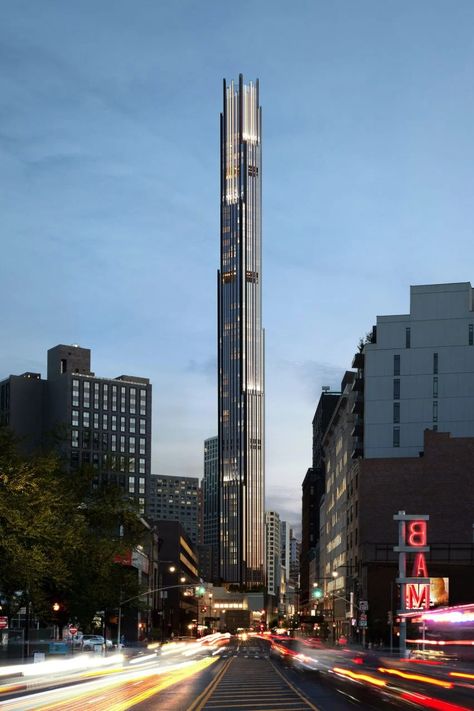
[407, 521, 427, 547]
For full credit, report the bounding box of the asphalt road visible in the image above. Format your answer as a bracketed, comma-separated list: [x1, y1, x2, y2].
[1, 635, 473, 710]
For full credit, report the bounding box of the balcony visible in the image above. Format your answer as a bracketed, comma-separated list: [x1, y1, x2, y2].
[351, 394, 364, 415]
[352, 352, 364, 369]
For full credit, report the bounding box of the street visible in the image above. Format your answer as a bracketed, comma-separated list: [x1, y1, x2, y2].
[0, 634, 473, 710]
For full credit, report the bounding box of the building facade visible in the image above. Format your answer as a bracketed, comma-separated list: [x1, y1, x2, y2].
[364, 282, 474, 458]
[202, 437, 218, 553]
[317, 283, 474, 644]
[0, 344, 152, 514]
[218, 75, 265, 587]
[148, 475, 200, 545]
[265, 511, 281, 597]
[300, 390, 339, 608]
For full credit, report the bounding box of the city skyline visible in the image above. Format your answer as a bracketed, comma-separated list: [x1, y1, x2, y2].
[3, 2, 474, 529]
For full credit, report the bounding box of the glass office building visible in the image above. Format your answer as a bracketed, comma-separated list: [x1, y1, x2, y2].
[218, 75, 265, 587]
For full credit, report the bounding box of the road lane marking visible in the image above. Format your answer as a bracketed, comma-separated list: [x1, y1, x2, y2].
[186, 658, 233, 711]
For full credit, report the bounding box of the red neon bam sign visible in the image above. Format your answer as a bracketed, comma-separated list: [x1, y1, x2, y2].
[394, 512, 430, 611]
[405, 520, 430, 609]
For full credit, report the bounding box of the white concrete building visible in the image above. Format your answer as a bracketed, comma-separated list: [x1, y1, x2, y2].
[364, 282, 474, 458]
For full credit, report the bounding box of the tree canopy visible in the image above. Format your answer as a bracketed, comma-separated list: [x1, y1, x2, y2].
[0, 427, 145, 629]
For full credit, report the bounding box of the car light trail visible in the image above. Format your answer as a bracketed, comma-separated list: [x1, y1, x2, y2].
[378, 667, 453, 688]
[400, 690, 474, 710]
[332, 666, 387, 687]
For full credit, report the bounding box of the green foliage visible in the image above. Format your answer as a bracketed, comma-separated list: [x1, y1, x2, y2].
[0, 427, 144, 629]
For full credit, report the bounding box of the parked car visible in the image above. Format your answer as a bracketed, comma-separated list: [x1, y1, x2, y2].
[81, 634, 113, 651]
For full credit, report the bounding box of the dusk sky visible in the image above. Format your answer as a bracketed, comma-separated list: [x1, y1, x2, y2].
[2, 1, 474, 529]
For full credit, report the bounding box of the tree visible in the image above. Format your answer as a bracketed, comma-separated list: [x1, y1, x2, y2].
[0, 427, 144, 630]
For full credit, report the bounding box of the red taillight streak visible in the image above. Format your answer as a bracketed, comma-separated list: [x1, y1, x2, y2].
[400, 691, 473, 710]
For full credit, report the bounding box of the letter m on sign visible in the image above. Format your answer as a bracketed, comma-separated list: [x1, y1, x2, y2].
[406, 584, 430, 609]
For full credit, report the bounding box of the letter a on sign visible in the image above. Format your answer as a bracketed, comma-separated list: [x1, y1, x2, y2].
[407, 521, 427, 547]
[411, 552, 428, 578]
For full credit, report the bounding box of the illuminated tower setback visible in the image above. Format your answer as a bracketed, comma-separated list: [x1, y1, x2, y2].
[218, 75, 265, 588]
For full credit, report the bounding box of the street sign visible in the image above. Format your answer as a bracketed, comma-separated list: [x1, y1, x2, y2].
[359, 601, 369, 611]
[359, 613, 367, 628]
[69, 626, 78, 636]
[0, 617, 8, 630]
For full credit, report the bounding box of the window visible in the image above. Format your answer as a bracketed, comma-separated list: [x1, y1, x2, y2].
[83, 411, 90, 428]
[111, 415, 117, 431]
[111, 434, 117, 452]
[102, 413, 108, 430]
[82, 430, 91, 449]
[129, 457, 135, 472]
[101, 432, 108, 450]
[139, 419, 146, 435]
[405, 327, 411, 349]
[72, 410, 79, 427]
[60, 358, 67, 374]
[103, 383, 108, 410]
[112, 385, 117, 412]
[433, 377, 438, 398]
[393, 379, 400, 399]
[120, 435, 126, 453]
[470, 324, 473, 346]
[94, 383, 100, 409]
[93, 412, 99, 429]
[83, 381, 90, 408]
[433, 401, 438, 422]
[140, 389, 146, 415]
[129, 436, 136, 454]
[139, 477, 146, 494]
[393, 427, 400, 447]
[130, 417, 136, 434]
[72, 379, 80, 407]
[130, 388, 136, 414]
[121, 386, 126, 413]
[139, 458, 145, 474]
[433, 353, 438, 374]
[393, 402, 400, 423]
[72, 430, 79, 448]
[128, 477, 135, 493]
[393, 354, 400, 376]
[139, 438, 146, 455]
[120, 416, 126, 432]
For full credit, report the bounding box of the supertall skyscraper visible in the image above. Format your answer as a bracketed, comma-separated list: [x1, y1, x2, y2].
[218, 75, 265, 588]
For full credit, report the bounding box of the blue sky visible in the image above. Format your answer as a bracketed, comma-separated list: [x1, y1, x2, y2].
[2, 1, 474, 529]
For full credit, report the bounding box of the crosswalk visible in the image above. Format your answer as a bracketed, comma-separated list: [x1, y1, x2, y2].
[188, 656, 320, 711]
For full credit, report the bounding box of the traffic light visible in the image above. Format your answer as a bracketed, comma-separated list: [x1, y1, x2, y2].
[312, 588, 323, 599]
[195, 586, 206, 597]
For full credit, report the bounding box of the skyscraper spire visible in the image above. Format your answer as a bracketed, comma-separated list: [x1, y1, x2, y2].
[218, 75, 265, 588]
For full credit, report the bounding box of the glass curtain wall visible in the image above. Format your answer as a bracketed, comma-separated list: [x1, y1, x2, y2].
[218, 75, 265, 588]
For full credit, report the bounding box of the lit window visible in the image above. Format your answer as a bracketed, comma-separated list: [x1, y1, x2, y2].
[72, 410, 79, 427]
